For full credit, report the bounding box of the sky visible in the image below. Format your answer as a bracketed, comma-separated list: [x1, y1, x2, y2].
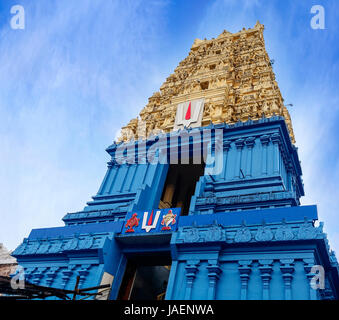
[0, 0, 338, 256]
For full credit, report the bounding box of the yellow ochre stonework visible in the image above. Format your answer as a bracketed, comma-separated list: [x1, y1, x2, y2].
[118, 21, 295, 144]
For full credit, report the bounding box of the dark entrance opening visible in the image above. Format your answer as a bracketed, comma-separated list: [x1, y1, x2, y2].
[118, 254, 171, 300]
[159, 163, 205, 216]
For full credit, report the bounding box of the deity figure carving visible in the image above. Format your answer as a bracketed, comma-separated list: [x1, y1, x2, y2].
[117, 22, 295, 143]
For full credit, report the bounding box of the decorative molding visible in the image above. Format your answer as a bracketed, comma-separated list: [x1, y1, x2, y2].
[31, 267, 47, 285]
[78, 237, 94, 250]
[297, 219, 319, 240]
[13, 233, 111, 257]
[207, 260, 222, 300]
[235, 138, 245, 149]
[245, 136, 256, 148]
[78, 265, 91, 287]
[62, 265, 77, 288]
[184, 227, 200, 243]
[234, 224, 252, 243]
[259, 260, 273, 300]
[280, 259, 294, 300]
[255, 222, 273, 242]
[196, 190, 297, 210]
[274, 220, 294, 241]
[238, 260, 252, 300]
[177, 219, 324, 245]
[259, 134, 270, 145]
[185, 260, 200, 299]
[223, 140, 232, 151]
[46, 267, 60, 287]
[205, 224, 224, 242]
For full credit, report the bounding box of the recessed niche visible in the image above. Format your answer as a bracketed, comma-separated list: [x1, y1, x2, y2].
[200, 81, 209, 90]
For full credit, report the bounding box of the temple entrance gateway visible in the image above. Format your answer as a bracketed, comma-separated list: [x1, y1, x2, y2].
[11, 22, 339, 301]
[118, 260, 171, 300]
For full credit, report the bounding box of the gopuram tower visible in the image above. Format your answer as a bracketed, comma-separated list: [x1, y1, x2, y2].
[12, 22, 339, 300]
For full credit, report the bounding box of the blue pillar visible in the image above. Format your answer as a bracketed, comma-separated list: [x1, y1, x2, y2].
[207, 260, 222, 300]
[280, 259, 295, 300]
[184, 260, 200, 300]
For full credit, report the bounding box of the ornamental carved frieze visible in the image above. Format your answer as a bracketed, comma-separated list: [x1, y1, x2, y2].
[117, 21, 295, 144]
[297, 219, 321, 240]
[197, 190, 296, 209]
[63, 238, 78, 251]
[274, 220, 294, 241]
[78, 237, 94, 250]
[178, 219, 324, 245]
[12, 234, 108, 257]
[184, 227, 200, 243]
[48, 240, 64, 253]
[25, 242, 39, 255]
[255, 223, 274, 242]
[234, 225, 252, 243]
[205, 225, 225, 242]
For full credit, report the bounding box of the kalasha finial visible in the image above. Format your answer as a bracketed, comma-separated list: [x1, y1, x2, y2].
[255, 20, 264, 30]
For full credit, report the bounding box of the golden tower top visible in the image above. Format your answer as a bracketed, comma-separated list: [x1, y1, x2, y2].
[118, 21, 295, 143]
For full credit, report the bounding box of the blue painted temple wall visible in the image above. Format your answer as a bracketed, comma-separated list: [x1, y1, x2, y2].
[12, 117, 339, 300]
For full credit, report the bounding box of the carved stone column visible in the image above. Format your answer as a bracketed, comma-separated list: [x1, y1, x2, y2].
[238, 260, 252, 300]
[206, 260, 222, 300]
[244, 137, 256, 177]
[271, 133, 281, 175]
[222, 140, 232, 180]
[280, 259, 294, 300]
[234, 138, 245, 179]
[259, 260, 273, 300]
[260, 135, 270, 175]
[184, 260, 200, 300]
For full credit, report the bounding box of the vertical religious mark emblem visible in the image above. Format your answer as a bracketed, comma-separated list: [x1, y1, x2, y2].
[161, 210, 177, 231]
[125, 213, 140, 233]
[142, 210, 161, 233]
[185, 102, 191, 120]
[173, 98, 205, 131]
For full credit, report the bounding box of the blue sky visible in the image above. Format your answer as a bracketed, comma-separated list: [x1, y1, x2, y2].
[0, 0, 338, 254]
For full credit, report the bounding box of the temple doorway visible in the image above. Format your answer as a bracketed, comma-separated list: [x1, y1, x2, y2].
[117, 260, 171, 300]
[117, 250, 172, 301]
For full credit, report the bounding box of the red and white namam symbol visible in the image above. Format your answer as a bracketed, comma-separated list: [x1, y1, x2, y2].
[125, 213, 140, 233]
[161, 210, 177, 231]
[174, 98, 205, 131]
[142, 210, 161, 233]
[185, 101, 192, 120]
